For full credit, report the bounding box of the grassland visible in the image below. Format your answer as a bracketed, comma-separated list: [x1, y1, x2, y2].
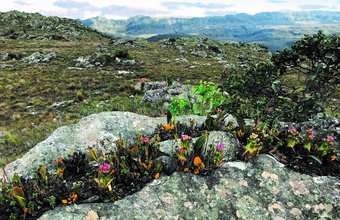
[0, 27, 339, 171]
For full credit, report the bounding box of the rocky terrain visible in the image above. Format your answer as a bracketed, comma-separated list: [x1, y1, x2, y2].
[76, 10, 340, 53]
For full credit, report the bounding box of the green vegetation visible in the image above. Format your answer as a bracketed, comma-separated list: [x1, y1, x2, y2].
[0, 11, 339, 172]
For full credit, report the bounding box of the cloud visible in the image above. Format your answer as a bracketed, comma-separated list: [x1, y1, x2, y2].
[299, 4, 338, 10]
[204, 10, 239, 16]
[48, 0, 172, 19]
[161, 2, 234, 10]
[101, 5, 169, 17]
[13, 1, 32, 6]
[53, 0, 101, 11]
[267, 0, 288, 3]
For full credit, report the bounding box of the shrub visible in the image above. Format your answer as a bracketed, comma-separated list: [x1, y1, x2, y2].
[114, 48, 130, 59]
[215, 29, 340, 125]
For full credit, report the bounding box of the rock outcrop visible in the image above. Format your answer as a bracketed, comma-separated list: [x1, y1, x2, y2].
[0, 111, 339, 219]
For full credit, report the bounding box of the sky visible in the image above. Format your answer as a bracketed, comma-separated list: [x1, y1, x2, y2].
[1, 0, 340, 20]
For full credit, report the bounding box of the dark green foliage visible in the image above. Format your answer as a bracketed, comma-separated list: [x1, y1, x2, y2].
[114, 48, 131, 59]
[0, 165, 86, 220]
[166, 75, 174, 87]
[215, 29, 340, 124]
[168, 37, 177, 43]
[150, 120, 207, 142]
[124, 39, 134, 45]
[61, 151, 97, 181]
[208, 45, 221, 53]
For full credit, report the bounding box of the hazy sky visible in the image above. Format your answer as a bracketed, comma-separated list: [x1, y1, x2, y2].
[2, 0, 340, 20]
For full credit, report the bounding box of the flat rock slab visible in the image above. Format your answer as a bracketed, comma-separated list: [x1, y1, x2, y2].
[38, 154, 340, 220]
[0, 112, 246, 183]
[1, 111, 340, 219]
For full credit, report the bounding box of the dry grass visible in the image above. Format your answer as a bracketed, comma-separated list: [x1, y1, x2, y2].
[0, 34, 339, 171]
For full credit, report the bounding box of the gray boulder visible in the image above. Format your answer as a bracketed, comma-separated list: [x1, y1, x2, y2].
[0, 111, 339, 219]
[73, 52, 139, 68]
[107, 38, 150, 49]
[2, 51, 57, 64]
[1, 52, 27, 61]
[191, 50, 208, 58]
[175, 58, 189, 63]
[20, 52, 57, 64]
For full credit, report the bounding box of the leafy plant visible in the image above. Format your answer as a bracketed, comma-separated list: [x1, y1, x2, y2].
[216, 29, 340, 125]
[190, 80, 227, 116]
[114, 48, 131, 59]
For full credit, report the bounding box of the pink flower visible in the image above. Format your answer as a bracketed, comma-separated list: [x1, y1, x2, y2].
[216, 145, 224, 152]
[100, 163, 111, 173]
[182, 135, 190, 140]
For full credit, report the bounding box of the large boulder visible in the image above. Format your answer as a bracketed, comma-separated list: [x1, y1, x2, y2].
[0, 111, 339, 219]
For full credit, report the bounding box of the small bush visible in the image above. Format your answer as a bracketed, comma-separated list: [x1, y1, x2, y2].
[114, 48, 130, 59]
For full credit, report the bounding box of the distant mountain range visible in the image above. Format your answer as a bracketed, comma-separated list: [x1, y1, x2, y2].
[75, 11, 340, 54]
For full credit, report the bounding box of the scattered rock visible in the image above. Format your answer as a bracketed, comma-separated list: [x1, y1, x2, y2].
[0, 10, 110, 41]
[1, 52, 27, 61]
[20, 52, 57, 64]
[175, 58, 189, 63]
[159, 37, 273, 61]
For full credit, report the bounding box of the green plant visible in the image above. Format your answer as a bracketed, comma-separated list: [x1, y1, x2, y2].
[166, 94, 193, 117]
[114, 48, 131, 59]
[124, 40, 133, 45]
[217, 30, 340, 125]
[166, 75, 174, 87]
[204, 109, 229, 132]
[190, 80, 227, 116]
[137, 42, 149, 47]
[128, 53, 135, 60]
[269, 30, 340, 117]
[227, 113, 336, 162]
[0, 112, 337, 220]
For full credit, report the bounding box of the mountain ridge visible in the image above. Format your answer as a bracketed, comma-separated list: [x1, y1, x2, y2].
[75, 10, 340, 53]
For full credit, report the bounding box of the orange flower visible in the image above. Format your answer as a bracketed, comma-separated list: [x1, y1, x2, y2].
[23, 208, 32, 214]
[183, 168, 189, 172]
[155, 173, 159, 179]
[138, 78, 148, 83]
[131, 145, 137, 151]
[194, 169, 199, 174]
[193, 157, 205, 169]
[193, 157, 202, 166]
[164, 123, 175, 131]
